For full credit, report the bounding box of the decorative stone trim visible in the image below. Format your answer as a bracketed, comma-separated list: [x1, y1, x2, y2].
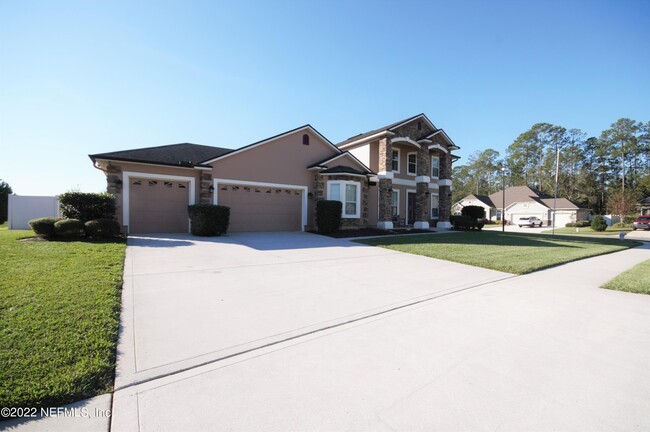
[414, 221, 430, 229]
[199, 172, 213, 204]
[378, 137, 393, 173]
[439, 179, 452, 187]
[377, 220, 394, 230]
[377, 171, 394, 179]
[437, 221, 452, 229]
[415, 176, 430, 183]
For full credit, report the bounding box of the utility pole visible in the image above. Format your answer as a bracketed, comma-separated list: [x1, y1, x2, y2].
[552, 143, 560, 235]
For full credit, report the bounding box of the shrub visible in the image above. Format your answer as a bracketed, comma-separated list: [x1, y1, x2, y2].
[451, 215, 484, 231]
[565, 221, 591, 228]
[591, 215, 608, 232]
[29, 217, 60, 237]
[54, 219, 85, 238]
[85, 219, 121, 238]
[316, 200, 342, 234]
[611, 222, 632, 229]
[461, 205, 486, 220]
[188, 204, 230, 236]
[58, 192, 116, 222]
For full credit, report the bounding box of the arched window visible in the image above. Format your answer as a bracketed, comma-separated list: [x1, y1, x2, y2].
[302, 134, 310, 145]
[417, 121, 422, 131]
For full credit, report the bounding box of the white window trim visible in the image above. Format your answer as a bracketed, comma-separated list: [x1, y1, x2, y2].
[407, 152, 417, 176]
[391, 148, 401, 173]
[431, 192, 440, 219]
[431, 156, 440, 179]
[122, 171, 196, 233]
[213, 178, 308, 231]
[327, 180, 361, 219]
[391, 189, 400, 218]
[405, 189, 416, 225]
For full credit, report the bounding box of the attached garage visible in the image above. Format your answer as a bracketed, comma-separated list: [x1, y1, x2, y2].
[125, 172, 196, 234]
[216, 183, 304, 232]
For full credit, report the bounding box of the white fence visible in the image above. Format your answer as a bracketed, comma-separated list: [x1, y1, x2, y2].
[8, 195, 60, 230]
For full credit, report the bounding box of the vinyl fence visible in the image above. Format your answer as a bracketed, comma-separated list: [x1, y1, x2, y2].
[8, 195, 60, 230]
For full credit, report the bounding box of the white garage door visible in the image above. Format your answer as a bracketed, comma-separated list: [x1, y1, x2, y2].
[553, 211, 575, 227]
[217, 184, 302, 232]
[129, 178, 190, 233]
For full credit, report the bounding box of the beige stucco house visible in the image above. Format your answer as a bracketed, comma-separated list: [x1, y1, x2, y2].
[89, 114, 459, 234]
[453, 186, 590, 227]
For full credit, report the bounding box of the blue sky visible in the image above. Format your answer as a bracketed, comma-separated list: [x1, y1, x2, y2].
[1, 0, 649, 195]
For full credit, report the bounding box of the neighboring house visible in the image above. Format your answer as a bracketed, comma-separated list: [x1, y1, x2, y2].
[453, 186, 590, 226]
[638, 196, 650, 215]
[89, 114, 460, 233]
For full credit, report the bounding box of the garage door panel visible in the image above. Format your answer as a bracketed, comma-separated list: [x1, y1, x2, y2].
[130, 178, 190, 233]
[218, 186, 302, 232]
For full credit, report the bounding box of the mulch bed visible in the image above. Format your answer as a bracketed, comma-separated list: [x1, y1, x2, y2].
[310, 228, 434, 238]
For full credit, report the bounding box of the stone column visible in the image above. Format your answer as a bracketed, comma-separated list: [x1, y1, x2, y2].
[199, 172, 213, 204]
[438, 186, 451, 228]
[413, 147, 430, 229]
[312, 172, 325, 227]
[377, 137, 394, 230]
[437, 152, 453, 229]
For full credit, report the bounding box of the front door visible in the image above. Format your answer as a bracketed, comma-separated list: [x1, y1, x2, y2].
[407, 192, 416, 225]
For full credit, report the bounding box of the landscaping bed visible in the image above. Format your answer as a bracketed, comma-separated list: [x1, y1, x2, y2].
[602, 259, 650, 295]
[0, 225, 126, 410]
[357, 231, 641, 274]
[311, 228, 433, 238]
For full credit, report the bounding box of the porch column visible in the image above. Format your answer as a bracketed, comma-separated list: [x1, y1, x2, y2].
[413, 147, 430, 229]
[377, 136, 393, 230]
[437, 152, 452, 229]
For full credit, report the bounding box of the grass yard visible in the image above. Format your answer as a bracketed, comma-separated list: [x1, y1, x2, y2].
[0, 225, 126, 409]
[541, 226, 633, 236]
[602, 259, 650, 295]
[358, 231, 641, 274]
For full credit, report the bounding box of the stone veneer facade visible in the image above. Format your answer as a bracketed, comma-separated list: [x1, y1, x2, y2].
[313, 172, 370, 229]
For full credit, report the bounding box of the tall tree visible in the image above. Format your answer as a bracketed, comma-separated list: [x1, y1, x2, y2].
[0, 179, 13, 224]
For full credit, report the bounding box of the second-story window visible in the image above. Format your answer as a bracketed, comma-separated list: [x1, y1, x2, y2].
[407, 153, 417, 175]
[391, 149, 400, 172]
[431, 156, 440, 178]
[302, 134, 310, 145]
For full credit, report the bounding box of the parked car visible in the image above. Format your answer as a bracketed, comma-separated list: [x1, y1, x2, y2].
[517, 216, 543, 227]
[632, 215, 650, 230]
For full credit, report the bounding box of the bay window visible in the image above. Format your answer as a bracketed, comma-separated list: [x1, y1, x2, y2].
[328, 181, 361, 218]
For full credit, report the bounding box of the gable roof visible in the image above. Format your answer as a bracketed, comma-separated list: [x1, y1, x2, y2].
[201, 124, 338, 165]
[471, 194, 495, 207]
[488, 186, 547, 209]
[307, 152, 373, 173]
[336, 113, 437, 148]
[89, 143, 231, 168]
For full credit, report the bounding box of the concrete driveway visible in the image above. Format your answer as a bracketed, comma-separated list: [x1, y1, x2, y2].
[111, 232, 650, 431]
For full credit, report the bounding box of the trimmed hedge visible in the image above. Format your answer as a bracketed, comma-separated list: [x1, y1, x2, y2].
[591, 215, 608, 232]
[84, 219, 121, 238]
[461, 205, 486, 220]
[451, 215, 484, 231]
[565, 220, 591, 228]
[316, 200, 342, 234]
[29, 217, 60, 237]
[58, 192, 116, 222]
[54, 219, 85, 238]
[188, 205, 230, 236]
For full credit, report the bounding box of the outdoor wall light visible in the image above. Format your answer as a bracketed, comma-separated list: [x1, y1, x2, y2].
[208, 185, 215, 192]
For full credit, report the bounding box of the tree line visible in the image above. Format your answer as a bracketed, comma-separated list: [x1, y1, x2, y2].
[452, 118, 650, 215]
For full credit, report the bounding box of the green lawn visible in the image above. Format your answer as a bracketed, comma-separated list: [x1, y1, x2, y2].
[357, 231, 641, 274]
[602, 259, 650, 295]
[541, 226, 633, 236]
[0, 225, 126, 409]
